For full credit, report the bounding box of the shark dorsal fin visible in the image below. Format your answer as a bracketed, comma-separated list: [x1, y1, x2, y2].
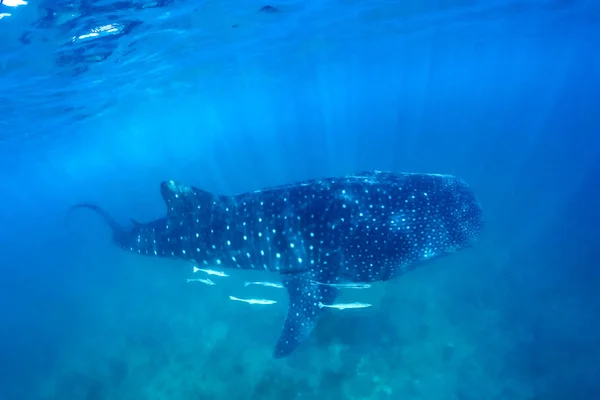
[160, 180, 214, 215]
[130, 218, 142, 227]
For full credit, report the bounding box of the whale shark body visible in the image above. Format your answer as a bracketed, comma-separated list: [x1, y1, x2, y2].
[73, 170, 484, 357]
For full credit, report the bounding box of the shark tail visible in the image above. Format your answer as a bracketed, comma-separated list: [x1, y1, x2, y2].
[67, 203, 126, 235]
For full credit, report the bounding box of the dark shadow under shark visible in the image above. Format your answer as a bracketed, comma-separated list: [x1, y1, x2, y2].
[71, 170, 484, 358]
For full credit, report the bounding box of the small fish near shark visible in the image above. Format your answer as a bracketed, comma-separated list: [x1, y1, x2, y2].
[70, 170, 484, 358]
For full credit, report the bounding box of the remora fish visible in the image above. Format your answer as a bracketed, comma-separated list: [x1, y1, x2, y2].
[70, 170, 483, 358]
[193, 266, 229, 277]
[310, 281, 372, 289]
[318, 302, 372, 310]
[244, 281, 284, 289]
[229, 296, 277, 305]
[186, 278, 216, 285]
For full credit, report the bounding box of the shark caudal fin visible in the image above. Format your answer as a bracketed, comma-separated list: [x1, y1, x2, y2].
[67, 203, 128, 241]
[273, 268, 340, 358]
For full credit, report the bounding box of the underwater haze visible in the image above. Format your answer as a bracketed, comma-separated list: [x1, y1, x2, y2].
[1, 0, 600, 399]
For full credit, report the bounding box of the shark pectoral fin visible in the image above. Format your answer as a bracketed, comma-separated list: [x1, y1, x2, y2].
[273, 273, 339, 358]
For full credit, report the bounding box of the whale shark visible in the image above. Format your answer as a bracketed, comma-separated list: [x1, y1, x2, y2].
[72, 170, 484, 358]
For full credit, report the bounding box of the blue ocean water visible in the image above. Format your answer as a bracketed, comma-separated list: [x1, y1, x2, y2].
[1, 0, 599, 399]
